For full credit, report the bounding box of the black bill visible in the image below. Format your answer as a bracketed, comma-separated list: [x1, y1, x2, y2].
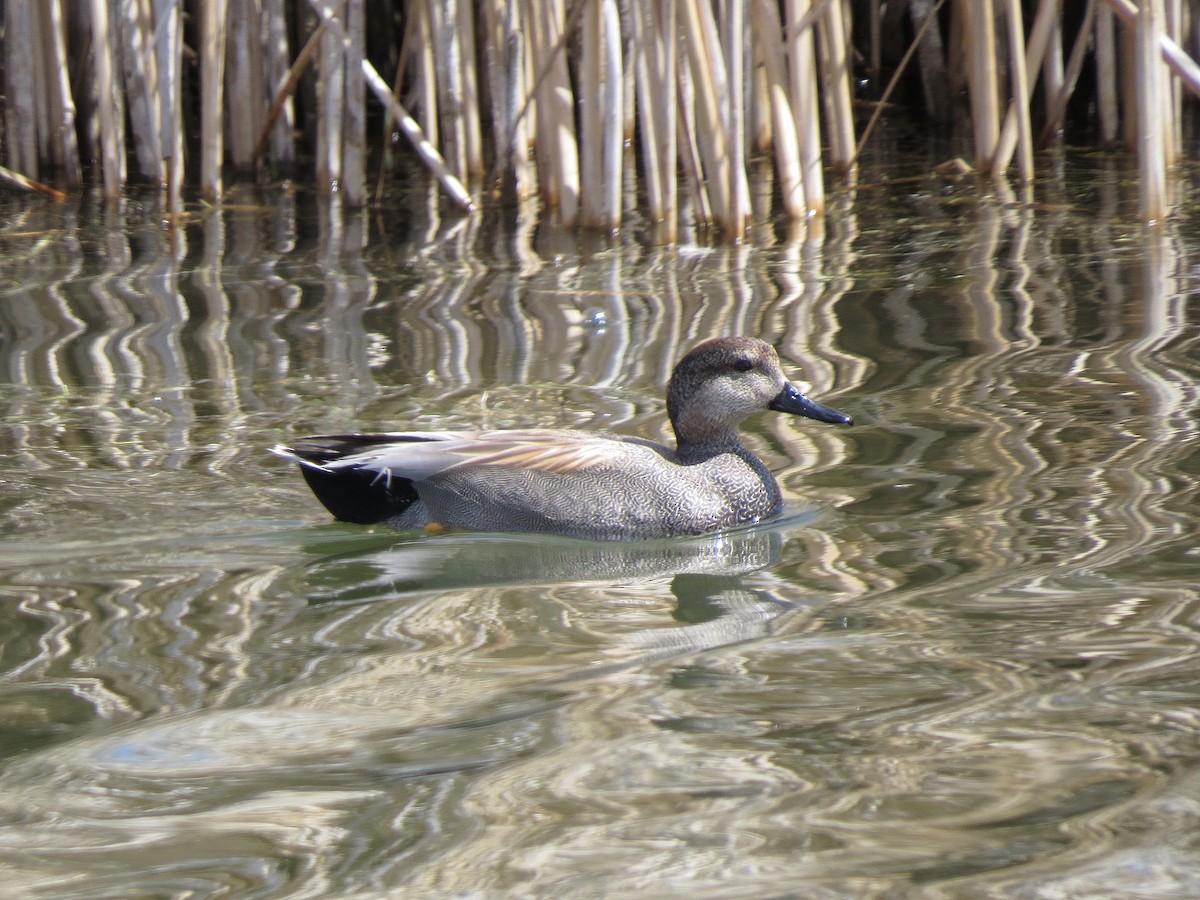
[768, 382, 853, 425]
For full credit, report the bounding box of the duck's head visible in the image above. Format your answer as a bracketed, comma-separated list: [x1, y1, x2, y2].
[666, 337, 852, 447]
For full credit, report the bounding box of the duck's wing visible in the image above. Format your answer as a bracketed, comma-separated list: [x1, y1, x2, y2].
[273, 431, 468, 480]
[273, 429, 660, 481]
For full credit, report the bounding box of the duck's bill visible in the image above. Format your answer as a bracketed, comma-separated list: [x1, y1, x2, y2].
[769, 382, 854, 425]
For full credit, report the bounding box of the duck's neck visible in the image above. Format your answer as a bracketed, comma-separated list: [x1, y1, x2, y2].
[672, 420, 745, 463]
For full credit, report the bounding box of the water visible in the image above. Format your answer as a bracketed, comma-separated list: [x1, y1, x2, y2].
[1, 155, 1199, 897]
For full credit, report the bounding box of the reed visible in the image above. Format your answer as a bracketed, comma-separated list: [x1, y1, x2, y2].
[579, 0, 623, 229]
[342, 0, 366, 206]
[315, 0, 344, 193]
[965, 0, 1002, 173]
[264, 0, 296, 169]
[1095, 3, 1120, 145]
[154, 0, 183, 215]
[43, 0, 82, 186]
[754, 0, 804, 217]
[428, 0, 465, 182]
[226, 1, 265, 174]
[528, 0, 579, 224]
[632, 0, 673, 232]
[1037, 1, 1100, 148]
[456, 0, 484, 177]
[3, 0, 1200, 233]
[725, 0, 748, 241]
[817, 0, 857, 176]
[787, 0, 825, 216]
[199, 0, 227, 198]
[1135, 0, 1168, 221]
[994, 0, 1055, 171]
[120, 0, 162, 182]
[1001, 0, 1034, 182]
[90, 0, 125, 198]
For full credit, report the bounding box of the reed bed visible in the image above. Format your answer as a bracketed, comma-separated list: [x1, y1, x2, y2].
[2, 0, 1199, 235]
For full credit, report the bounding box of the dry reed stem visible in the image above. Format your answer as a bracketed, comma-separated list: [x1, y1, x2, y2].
[457, 1, 484, 175]
[633, 0, 677, 234]
[545, 0, 580, 223]
[1002, 0, 1033, 182]
[995, 0, 1056, 171]
[227, 1, 266, 172]
[658, 0, 678, 236]
[717, 3, 751, 230]
[506, 3, 537, 199]
[120, 0, 162, 181]
[480, 0, 506, 171]
[1135, 0, 1168, 221]
[753, 0, 805, 217]
[306, 1, 475, 211]
[430, 0, 467, 180]
[0, 163, 67, 200]
[32, 8, 49, 164]
[200, 0, 227, 199]
[1041, 0, 1064, 121]
[360, 62, 476, 211]
[1161, 0, 1180, 166]
[750, 20, 772, 153]
[43, 0, 82, 186]
[343, 0, 366, 206]
[91, 0, 124, 198]
[4, 2, 36, 178]
[412, 1, 439, 149]
[1107, 0, 1200, 97]
[526, 0, 580, 224]
[965, 0, 1001, 171]
[682, 0, 737, 233]
[633, 1, 662, 222]
[153, 0, 184, 214]
[1038, 0, 1100, 148]
[480, 0, 536, 199]
[582, 0, 605, 225]
[600, 0, 623, 226]
[1094, 3, 1119, 144]
[580, 0, 622, 229]
[786, 0, 825, 215]
[254, 6, 333, 162]
[817, 0, 856, 175]
[264, 0, 295, 167]
[675, 58, 714, 226]
[1120, 7, 1137, 148]
[725, 0, 748, 240]
[316, 0, 345, 192]
[28, 7, 46, 167]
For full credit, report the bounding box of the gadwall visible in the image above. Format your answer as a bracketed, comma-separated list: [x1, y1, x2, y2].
[273, 337, 852, 540]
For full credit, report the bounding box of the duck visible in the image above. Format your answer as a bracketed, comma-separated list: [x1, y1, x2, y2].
[272, 336, 852, 540]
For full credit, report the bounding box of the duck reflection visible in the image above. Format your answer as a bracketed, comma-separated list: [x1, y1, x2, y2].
[298, 522, 783, 598]
[286, 507, 829, 670]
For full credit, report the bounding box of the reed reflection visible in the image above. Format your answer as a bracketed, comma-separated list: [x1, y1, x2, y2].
[0, 165, 1198, 895]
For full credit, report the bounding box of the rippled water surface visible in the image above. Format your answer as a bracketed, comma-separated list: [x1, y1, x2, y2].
[2, 157, 1200, 897]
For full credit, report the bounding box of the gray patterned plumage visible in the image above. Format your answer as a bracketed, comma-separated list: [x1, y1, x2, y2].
[273, 337, 852, 540]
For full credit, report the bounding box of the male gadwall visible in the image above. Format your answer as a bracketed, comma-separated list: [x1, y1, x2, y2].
[273, 337, 852, 540]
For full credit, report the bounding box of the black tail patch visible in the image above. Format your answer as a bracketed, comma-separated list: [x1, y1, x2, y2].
[298, 464, 418, 525]
[285, 434, 430, 525]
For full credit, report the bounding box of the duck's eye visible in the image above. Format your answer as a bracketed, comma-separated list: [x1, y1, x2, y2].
[733, 358, 754, 372]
